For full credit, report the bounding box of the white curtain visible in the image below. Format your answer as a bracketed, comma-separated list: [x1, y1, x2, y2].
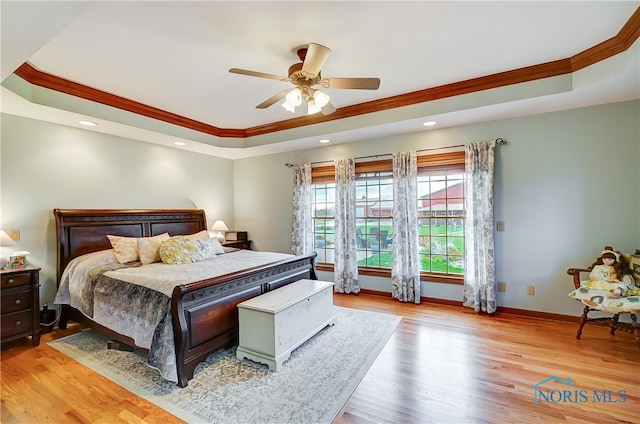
[391, 151, 420, 303]
[333, 158, 360, 293]
[462, 140, 497, 313]
[290, 164, 314, 255]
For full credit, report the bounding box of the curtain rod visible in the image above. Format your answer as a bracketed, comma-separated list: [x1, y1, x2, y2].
[284, 138, 506, 167]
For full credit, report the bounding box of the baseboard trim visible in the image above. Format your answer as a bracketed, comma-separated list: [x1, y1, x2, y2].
[356, 288, 581, 323]
[495, 306, 581, 323]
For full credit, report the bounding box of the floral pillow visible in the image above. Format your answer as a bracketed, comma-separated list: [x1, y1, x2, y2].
[192, 237, 225, 259]
[159, 236, 200, 264]
[159, 235, 223, 264]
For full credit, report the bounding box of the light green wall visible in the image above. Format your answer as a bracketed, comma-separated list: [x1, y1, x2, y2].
[234, 100, 640, 316]
[0, 114, 234, 304]
[2, 101, 638, 316]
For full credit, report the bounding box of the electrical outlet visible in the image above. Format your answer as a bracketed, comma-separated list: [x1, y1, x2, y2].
[498, 282, 506, 292]
[527, 285, 535, 295]
[496, 221, 505, 231]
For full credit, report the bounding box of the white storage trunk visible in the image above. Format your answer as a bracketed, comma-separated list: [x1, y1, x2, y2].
[236, 279, 335, 370]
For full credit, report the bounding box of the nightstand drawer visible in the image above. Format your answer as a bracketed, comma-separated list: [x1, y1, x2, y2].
[1, 290, 31, 314]
[1, 265, 41, 346]
[1, 272, 32, 288]
[1, 310, 33, 339]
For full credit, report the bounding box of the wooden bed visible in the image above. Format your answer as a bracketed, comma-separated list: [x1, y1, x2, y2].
[54, 208, 317, 387]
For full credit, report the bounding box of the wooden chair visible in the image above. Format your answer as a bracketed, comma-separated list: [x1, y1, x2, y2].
[567, 246, 640, 348]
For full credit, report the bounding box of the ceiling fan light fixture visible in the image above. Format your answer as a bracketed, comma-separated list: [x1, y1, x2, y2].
[313, 89, 330, 108]
[282, 100, 296, 113]
[286, 88, 302, 106]
[282, 88, 302, 113]
[230, 42, 379, 115]
[307, 99, 322, 115]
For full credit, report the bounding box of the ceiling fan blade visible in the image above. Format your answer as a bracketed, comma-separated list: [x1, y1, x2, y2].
[320, 78, 380, 90]
[229, 68, 290, 82]
[301, 43, 331, 79]
[256, 89, 291, 109]
[321, 102, 336, 115]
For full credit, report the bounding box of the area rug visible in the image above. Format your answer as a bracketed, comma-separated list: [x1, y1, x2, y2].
[48, 306, 401, 424]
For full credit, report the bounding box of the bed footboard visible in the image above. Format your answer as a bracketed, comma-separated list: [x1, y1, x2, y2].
[171, 252, 317, 387]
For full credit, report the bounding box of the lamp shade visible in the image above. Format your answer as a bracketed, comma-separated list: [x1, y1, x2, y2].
[0, 230, 16, 247]
[211, 221, 229, 232]
[210, 221, 229, 243]
[0, 230, 17, 269]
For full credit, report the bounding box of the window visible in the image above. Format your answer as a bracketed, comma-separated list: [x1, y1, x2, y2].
[355, 168, 394, 269]
[312, 182, 335, 264]
[311, 152, 465, 283]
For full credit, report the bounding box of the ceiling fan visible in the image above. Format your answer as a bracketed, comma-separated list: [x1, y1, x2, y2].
[229, 43, 380, 116]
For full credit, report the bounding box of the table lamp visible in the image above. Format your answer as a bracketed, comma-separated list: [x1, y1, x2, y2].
[0, 230, 17, 269]
[211, 221, 229, 243]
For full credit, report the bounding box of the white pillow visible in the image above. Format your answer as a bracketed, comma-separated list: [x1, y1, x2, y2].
[183, 230, 211, 240]
[193, 237, 225, 260]
[107, 235, 139, 263]
[138, 233, 171, 264]
[107, 233, 170, 264]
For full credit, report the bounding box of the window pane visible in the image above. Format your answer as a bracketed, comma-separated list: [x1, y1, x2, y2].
[378, 201, 393, 217]
[420, 252, 431, 272]
[366, 185, 379, 200]
[448, 255, 464, 274]
[312, 154, 465, 278]
[380, 182, 393, 200]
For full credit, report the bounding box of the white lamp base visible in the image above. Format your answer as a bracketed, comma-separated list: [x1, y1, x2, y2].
[215, 232, 226, 243]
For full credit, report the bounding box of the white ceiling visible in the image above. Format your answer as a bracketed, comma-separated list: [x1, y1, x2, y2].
[1, 1, 639, 159]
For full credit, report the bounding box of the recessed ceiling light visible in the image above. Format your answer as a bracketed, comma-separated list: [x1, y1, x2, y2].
[423, 121, 437, 127]
[78, 120, 97, 126]
[319, 139, 330, 144]
[174, 141, 186, 146]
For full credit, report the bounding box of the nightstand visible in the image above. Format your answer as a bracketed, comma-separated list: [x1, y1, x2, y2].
[222, 240, 252, 250]
[1, 265, 41, 346]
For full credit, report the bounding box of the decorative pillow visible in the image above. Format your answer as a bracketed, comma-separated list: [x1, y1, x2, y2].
[192, 237, 225, 260]
[209, 237, 226, 255]
[159, 235, 225, 264]
[138, 233, 171, 265]
[107, 235, 139, 263]
[183, 230, 211, 240]
[159, 236, 201, 264]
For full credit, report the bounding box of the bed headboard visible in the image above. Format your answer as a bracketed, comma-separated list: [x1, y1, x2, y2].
[54, 208, 206, 284]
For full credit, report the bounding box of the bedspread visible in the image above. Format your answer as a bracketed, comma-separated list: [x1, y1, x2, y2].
[54, 248, 295, 382]
[103, 249, 294, 296]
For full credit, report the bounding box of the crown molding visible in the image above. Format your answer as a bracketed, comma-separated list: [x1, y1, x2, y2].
[12, 7, 639, 140]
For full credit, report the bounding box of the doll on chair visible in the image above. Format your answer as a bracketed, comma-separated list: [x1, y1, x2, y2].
[583, 249, 639, 297]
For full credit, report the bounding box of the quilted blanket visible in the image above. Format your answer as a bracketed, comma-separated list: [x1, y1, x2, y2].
[568, 287, 640, 314]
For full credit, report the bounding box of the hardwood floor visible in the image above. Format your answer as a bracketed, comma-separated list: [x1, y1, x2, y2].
[2, 293, 638, 423]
